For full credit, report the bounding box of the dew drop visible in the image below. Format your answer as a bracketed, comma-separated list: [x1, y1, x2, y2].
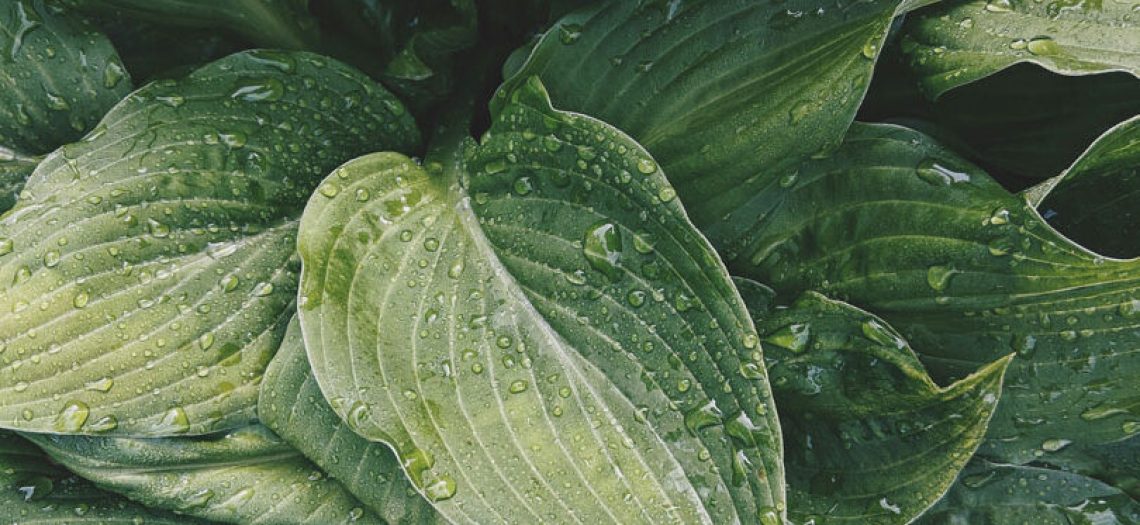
[583, 221, 623, 280]
[53, 400, 89, 432]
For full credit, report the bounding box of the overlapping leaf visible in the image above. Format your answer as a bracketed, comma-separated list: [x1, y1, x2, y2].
[297, 77, 784, 524]
[737, 279, 1011, 524]
[0, 431, 203, 524]
[27, 425, 382, 524]
[0, 50, 419, 436]
[1031, 115, 1139, 259]
[0, 146, 38, 214]
[903, 0, 1140, 98]
[719, 122, 1140, 464]
[498, 0, 930, 243]
[917, 459, 1140, 524]
[259, 317, 442, 525]
[0, 0, 132, 154]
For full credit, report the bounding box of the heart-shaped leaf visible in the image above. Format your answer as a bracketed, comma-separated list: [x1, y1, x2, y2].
[1030, 115, 1140, 259]
[719, 121, 1140, 464]
[26, 424, 384, 524]
[916, 459, 1140, 524]
[0, 0, 132, 154]
[0, 430, 204, 524]
[297, 77, 784, 524]
[497, 0, 927, 244]
[902, 0, 1140, 98]
[259, 316, 442, 525]
[0, 49, 419, 436]
[737, 279, 1011, 524]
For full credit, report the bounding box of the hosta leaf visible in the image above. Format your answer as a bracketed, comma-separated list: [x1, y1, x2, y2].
[0, 50, 419, 436]
[0, 431, 202, 524]
[736, 279, 1011, 525]
[497, 0, 926, 238]
[916, 460, 1140, 524]
[0, 0, 132, 154]
[298, 77, 784, 524]
[92, 15, 251, 82]
[718, 121, 1140, 464]
[1031, 115, 1140, 259]
[26, 424, 383, 524]
[0, 146, 39, 214]
[1036, 435, 1140, 499]
[259, 316, 442, 525]
[57, 0, 320, 51]
[902, 0, 1140, 98]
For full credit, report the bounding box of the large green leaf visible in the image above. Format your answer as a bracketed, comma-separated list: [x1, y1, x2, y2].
[259, 316, 442, 525]
[0, 50, 419, 436]
[26, 424, 383, 524]
[0, 430, 204, 524]
[0, 146, 38, 214]
[1036, 435, 1140, 500]
[1030, 115, 1140, 259]
[902, 0, 1140, 98]
[916, 459, 1140, 524]
[0, 0, 132, 155]
[497, 0, 927, 239]
[719, 121, 1140, 464]
[57, 0, 320, 50]
[736, 279, 1011, 524]
[298, 77, 784, 524]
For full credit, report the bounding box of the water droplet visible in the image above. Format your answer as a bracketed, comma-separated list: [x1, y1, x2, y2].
[231, 77, 285, 102]
[1011, 334, 1037, 356]
[985, 0, 1014, 12]
[220, 275, 240, 292]
[512, 176, 533, 196]
[423, 238, 440, 252]
[72, 292, 89, 309]
[916, 158, 971, 185]
[85, 377, 114, 392]
[1117, 299, 1140, 319]
[684, 400, 723, 434]
[483, 159, 507, 175]
[348, 507, 365, 521]
[758, 507, 781, 525]
[220, 132, 246, 148]
[1041, 438, 1071, 452]
[53, 401, 89, 432]
[399, 230, 414, 242]
[156, 95, 184, 108]
[861, 39, 879, 59]
[926, 265, 959, 291]
[45, 92, 69, 111]
[658, 186, 677, 202]
[44, 250, 60, 267]
[181, 488, 215, 509]
[0, 238, 12, 256]
[147, 218, 170, 238]
[1123, 421, 1140, 435]
[583, 221, 623, 280]
[764, 323, 810, 353]
[87, 415, 118, 432]
[253, 282, 274, 296]
[990, 208, 1011, 225]
[319, 183, 340, 198]
[424, 474, 457, 502]
[636, 157, 657, 175]
[496, 335, 513, 349]
[508, 380, 528, 394]
[13, 381, 28, 392]
[778, 172, 798, 188]
[627, 289, 646, 308]
[155, 407, 190, 434]
[1027, 37, 1060, 56]
[862, 319, 903, 348]
[15, 475, 52, 502]
[559, 23, 583, 45]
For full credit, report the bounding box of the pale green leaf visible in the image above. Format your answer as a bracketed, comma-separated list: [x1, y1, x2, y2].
[297, 77, 784, 524]
[0, 430, 204, 524]
[902, 0, 1140, 98]
[26, 425, 383, 524]
[917, 460, 1140, 524]
[0, 50, 419, 436]
[259, 316, 443, 525]
[497, 0, 920, 244]
[719, 121, 1140, 464]
[1030, 115, 1140, 259]
[0, 0, 132, 154]
[737, 279, 1011, 524]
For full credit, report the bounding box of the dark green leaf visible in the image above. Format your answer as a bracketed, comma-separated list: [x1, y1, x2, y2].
[0, 0, 132, 154]
[0, 50, 419, 436]
[57, 0, 320, 50]
[0, 430, 203, 524]
[26, 425, 383, 524]
[297, 77, 784, 524]
[497, 0, 924, 240]
[1031, 115, 1140, 259]
[719, 121, 1140, 464]
[0, 146, 38, 214]
[902, 0, 1140, 98]
[259, 316, 442, 525]
[917, 460, 1140, 524]
[738, 280, 1011, 524]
